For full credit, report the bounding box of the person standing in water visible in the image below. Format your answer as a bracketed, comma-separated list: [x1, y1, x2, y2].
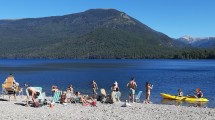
[145, 82, 153, 104]
[127, 77, 137, 103]
[91, 80, 98, 98]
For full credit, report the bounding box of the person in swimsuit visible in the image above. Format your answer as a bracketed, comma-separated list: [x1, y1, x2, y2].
[145, 82, 153, 104]
[67, 84, 74, 95]
[127, 77, 137, 103]
[26, 87, 40, 106]
[91, 80, 98, 98]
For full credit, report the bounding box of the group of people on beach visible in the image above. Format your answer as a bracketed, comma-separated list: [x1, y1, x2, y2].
[2, 73, 204, 108]
[91, 77, 154, 104]
[2, 73, 154, 105]
[126, 77, 153, 104]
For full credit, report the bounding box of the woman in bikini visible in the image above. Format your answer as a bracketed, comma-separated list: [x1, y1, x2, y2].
[145, 82, 153, 104]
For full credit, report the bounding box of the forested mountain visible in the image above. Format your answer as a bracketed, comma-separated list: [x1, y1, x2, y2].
[0, 9, 214, 59]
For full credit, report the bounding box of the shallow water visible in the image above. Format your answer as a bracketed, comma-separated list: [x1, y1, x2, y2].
[0, 59, 214, 108]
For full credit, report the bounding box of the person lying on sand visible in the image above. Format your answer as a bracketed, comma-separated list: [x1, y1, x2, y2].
[75, 91, 95, 106]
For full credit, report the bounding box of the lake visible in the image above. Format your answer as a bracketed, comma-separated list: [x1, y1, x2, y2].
[0, 59, 214, 108]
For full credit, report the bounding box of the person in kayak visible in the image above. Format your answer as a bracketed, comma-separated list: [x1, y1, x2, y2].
[178, 89, 183, 97]
[194, 88, 203, 98]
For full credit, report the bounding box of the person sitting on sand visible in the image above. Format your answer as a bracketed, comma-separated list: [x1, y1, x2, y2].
[61, 91, 68, 105]
[194, 88, 203, 98]
[145, 82, 153, 104]
[75, 92, 96, 106]
[178, 89, 183, 97]
[127, 77, 137, 103]
[26, 87, 40, 106]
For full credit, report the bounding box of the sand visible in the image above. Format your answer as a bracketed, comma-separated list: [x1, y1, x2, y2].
[0, 96, 214, 120]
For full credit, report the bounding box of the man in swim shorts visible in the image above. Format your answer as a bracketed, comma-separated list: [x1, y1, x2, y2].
[127, 77, 137, 103]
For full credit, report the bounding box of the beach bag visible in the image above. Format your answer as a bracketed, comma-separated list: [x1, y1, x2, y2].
[97, 95, 102, 101]
[91, 101, 96, 106]
[34, 101, 39, 107]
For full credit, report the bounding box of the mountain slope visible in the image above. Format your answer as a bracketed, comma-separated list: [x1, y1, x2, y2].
[177, 35, 215, 48]
[0, 9, 182, 58]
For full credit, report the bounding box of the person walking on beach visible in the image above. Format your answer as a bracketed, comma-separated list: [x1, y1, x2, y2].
[145, 82, 153, 104]
[127, 77, 137, 103]
[92, 80, 98, 98]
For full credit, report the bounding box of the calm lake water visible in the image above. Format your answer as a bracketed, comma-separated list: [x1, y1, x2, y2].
[0, 59, 214, 108]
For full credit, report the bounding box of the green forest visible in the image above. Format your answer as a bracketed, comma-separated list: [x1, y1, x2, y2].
[0, 9, 214, 59]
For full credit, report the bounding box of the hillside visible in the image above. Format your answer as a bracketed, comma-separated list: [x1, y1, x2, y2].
[0, 9, 214, 59]
[0, 9, 179, 59]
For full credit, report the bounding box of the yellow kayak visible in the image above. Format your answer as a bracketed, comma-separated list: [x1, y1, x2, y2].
[160, 93, 209, 102]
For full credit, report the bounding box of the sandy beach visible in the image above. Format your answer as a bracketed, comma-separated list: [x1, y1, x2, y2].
[0, 96, 214, 120]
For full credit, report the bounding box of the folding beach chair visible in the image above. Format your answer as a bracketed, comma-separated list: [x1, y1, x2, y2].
[3, 77, 17, 101]
[51, 90, 61, 104]
[135, 91, 143, 103]
[33, 87, 44, 102]
[1, 84, 6, 98]
[116, 92, 121, 102]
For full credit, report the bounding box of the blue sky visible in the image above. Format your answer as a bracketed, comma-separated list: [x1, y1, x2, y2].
[0, 0, 214, 38]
